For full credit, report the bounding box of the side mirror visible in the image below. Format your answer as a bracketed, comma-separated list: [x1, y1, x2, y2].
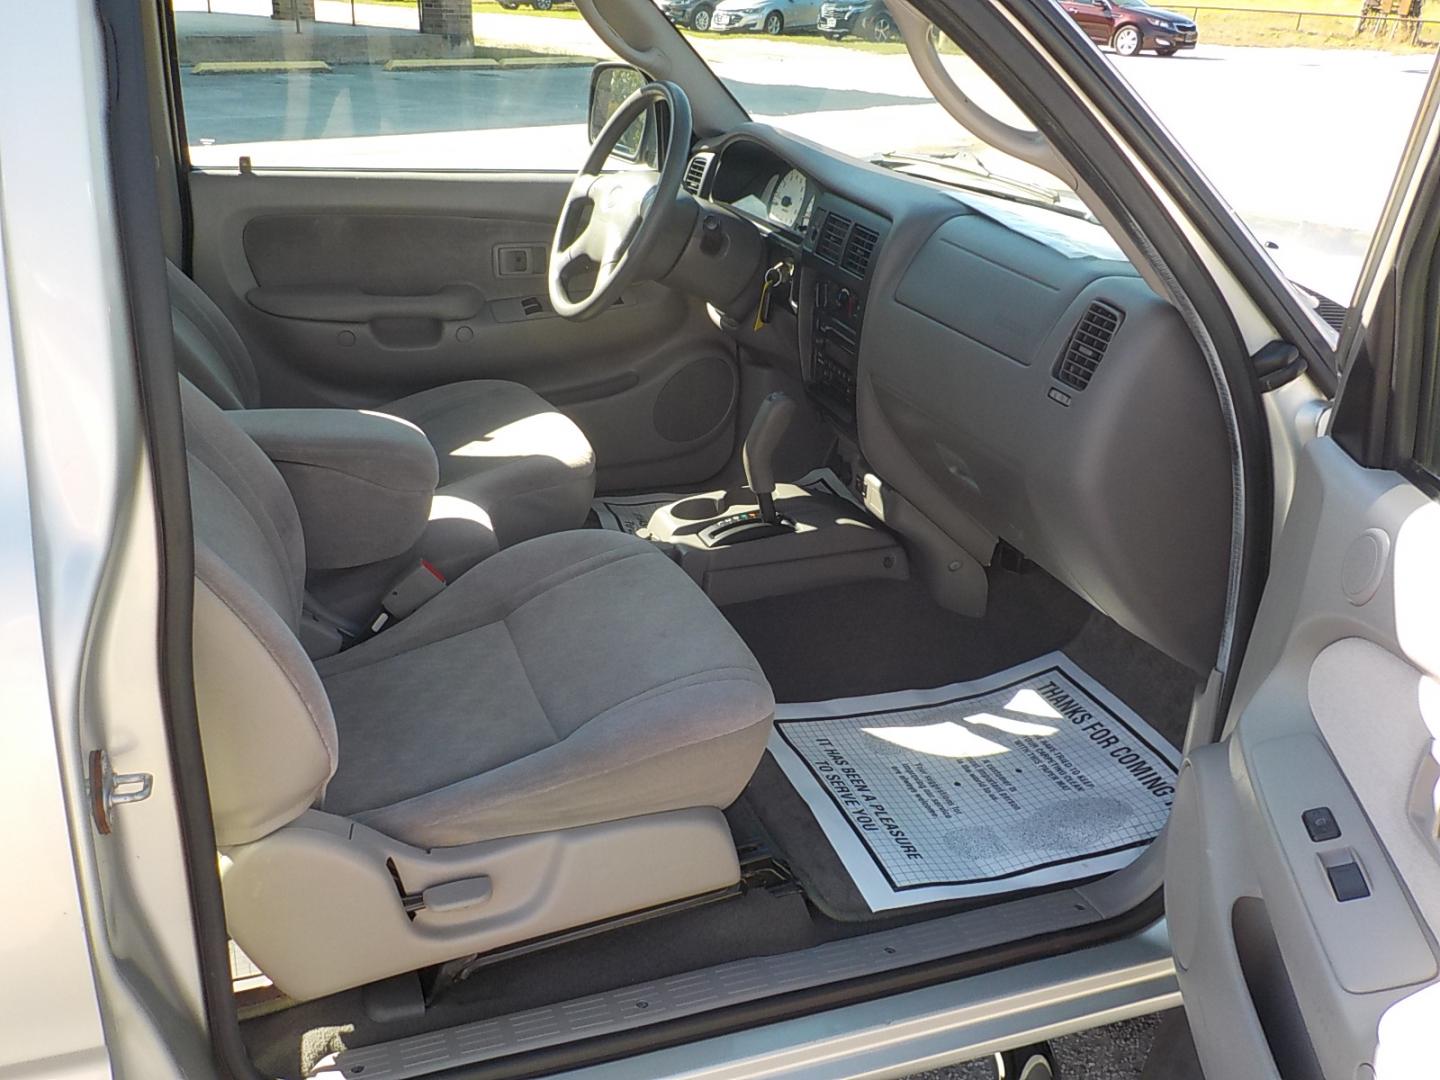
[588, 63, 660, 165]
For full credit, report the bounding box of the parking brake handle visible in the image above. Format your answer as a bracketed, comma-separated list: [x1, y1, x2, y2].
[743, 391, 797, 525]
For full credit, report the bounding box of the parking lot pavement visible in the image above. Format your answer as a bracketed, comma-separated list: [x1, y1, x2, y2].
[904, 1013, 1165, 1080]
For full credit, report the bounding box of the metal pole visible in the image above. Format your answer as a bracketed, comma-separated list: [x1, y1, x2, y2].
[352, 0, 358, 24]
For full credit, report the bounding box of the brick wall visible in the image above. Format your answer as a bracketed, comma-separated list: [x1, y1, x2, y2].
[419, 0, 474, 44]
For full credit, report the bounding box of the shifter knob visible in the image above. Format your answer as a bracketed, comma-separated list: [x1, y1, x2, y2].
[743, 391, 797, 524]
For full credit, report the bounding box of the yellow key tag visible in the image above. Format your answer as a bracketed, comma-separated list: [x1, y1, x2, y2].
[753, 277, 774, 332]
[753, 264, 785, 331]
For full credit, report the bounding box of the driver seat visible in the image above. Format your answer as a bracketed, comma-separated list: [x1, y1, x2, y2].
[168, 261, 596, 550]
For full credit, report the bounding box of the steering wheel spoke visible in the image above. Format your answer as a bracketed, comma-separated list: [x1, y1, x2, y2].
[567, 171, 599, 203]
[547, 81, 693, 321]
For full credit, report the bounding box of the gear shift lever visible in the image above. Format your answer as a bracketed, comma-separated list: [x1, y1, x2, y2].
[743, 391, 797, 525]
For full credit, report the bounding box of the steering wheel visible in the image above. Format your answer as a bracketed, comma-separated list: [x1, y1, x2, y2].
[548, 81, 693, 321]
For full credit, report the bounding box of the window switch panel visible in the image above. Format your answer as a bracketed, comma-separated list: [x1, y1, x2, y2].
[1302, 806, 1341, 843]
[1326, 860, 1370, 902]
[495, 244, 545, 277]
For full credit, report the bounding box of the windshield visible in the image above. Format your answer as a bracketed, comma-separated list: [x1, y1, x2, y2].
[690, 26, 1083, 211]
[674, 5, 1432, 317]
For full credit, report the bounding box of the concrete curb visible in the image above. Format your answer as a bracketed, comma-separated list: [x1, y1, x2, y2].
[380, 55, 597, 71]
[191, 59, 332, 74]
[496, 54, 599, 67]
[383, 57, 500, 70]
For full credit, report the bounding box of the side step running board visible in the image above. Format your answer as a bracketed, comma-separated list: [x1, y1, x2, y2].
[311, 889, 1104, 1079]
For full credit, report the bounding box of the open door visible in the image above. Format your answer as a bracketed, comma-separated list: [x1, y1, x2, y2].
[1166, 57, 1440, 1080]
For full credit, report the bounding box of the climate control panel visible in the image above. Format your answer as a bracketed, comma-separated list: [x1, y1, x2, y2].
[802, 198, 888, 423]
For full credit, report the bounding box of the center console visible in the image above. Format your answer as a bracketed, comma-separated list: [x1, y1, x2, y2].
[802, 196, 890, 427]
[607, 389, 908, 606]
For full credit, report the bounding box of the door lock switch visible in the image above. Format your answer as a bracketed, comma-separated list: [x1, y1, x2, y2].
[1302, 806, 1341, 842]
[1326, 860, 1370, 902]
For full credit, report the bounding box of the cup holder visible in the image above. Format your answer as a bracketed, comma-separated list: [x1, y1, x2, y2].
[670, 494, 732, 521]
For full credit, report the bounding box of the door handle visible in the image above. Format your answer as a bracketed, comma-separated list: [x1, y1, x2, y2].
[246, 284, 484, 322]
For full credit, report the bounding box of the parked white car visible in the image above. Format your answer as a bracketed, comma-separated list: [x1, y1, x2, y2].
[711, 0, 821, 34]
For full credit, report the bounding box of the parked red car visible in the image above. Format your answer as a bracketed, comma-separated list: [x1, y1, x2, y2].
[1060, 0, 1198, 56]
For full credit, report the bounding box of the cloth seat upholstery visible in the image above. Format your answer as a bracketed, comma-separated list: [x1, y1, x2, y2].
[181, 379, 775, 853]
[168, 261, 595, 548]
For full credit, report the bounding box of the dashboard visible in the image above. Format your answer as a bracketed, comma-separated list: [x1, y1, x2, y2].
[683, 125, 1233, 676]
[705, 140, 818, 235]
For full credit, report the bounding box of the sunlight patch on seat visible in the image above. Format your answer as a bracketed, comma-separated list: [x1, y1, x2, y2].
[449, 414, 579, 464]
[429, 494, 494, 531]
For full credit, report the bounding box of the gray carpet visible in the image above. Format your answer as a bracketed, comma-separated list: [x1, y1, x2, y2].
[719, 570, 1196, 746]
[723, 571, 1198, 921]
[718, 570, 1094, 705]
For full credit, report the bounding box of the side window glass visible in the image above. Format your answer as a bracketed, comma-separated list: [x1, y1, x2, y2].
[1048, 2, 1438, 321]
[172, 1, 622, 170]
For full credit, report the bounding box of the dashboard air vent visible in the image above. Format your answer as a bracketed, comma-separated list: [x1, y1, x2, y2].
[1054, 301, 1123, 391]
[841, 224, 879, 278]
[682, 153, 713, 196]
[816, 212, 852, 265]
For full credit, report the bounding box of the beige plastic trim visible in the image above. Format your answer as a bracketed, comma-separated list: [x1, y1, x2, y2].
[220, 807, 741, 1002]
[629, 482, 910, 605]
[889, 0, 1075, 190]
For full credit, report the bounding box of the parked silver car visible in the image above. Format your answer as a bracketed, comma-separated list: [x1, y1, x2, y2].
[711, 0, 821, 33]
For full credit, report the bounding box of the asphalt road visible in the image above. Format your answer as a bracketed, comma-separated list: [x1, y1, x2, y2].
[905, 1013, 1166, 1079]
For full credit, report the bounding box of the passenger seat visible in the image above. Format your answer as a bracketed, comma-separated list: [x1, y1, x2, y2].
[182, 379, 775, 1001]
[168, 261, 596, 550]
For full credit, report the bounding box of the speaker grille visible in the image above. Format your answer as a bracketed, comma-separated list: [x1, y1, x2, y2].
[653, 356, 736, 443]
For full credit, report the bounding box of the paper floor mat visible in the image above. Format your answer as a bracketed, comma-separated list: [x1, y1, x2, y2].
[767, 652, 1181, 911]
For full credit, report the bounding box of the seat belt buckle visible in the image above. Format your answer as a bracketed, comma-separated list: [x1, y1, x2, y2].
[371, 560, 446, 633]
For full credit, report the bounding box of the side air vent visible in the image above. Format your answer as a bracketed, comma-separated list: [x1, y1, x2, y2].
[841, 224, 879, 278]
[1054, 301, 1124, 391]
[816, 212, 852, 265]
[682, 153, 713, 197]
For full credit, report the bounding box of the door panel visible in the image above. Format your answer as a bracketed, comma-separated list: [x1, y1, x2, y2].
[1167, 433, 1440, 1079]
[188, 171, 741, 491]
[1063, 2, 1113, 43]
